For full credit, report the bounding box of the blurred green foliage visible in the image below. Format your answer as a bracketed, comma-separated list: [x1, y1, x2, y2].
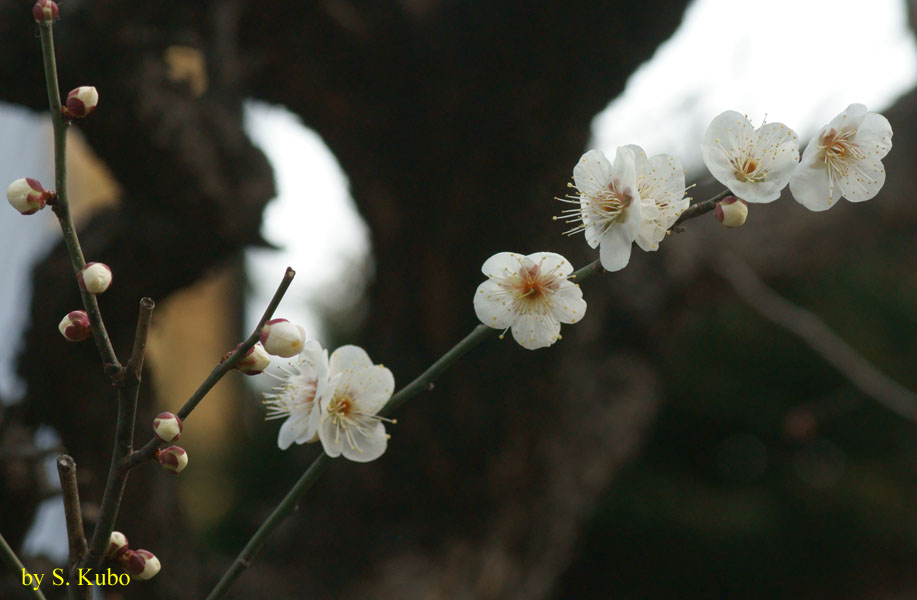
[556, 232, 917, 599]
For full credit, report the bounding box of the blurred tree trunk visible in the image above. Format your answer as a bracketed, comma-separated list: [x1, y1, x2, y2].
[234, 3, 691, 599]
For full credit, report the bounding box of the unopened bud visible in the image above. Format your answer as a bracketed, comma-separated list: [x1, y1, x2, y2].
[152, 412, 183, 443]
[121, 549, 161, 581]
[715, 196, 748, 227]
[259, 318, 306, 358]
[32, 0, 58, 22]
[222, 342, 271, 375]
[105, 531, 129, 560]
[63, 86, 99, 119]
[77, 262, 112, 294]
[157, 445, 188, 474]
[58, 310, 90, 342]
[7, 178, 51, 215]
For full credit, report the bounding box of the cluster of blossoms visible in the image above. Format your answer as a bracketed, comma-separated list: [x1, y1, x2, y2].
[472, 104, 892, 350]
[264, 341, 395, 462]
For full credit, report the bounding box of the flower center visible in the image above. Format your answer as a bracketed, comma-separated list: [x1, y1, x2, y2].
[818, 128, 864, 177]
[731, 154, 767, 183]
[506, 263, 560, 315]
[328, 393, 354, 419]
[595, 178, 632, 222]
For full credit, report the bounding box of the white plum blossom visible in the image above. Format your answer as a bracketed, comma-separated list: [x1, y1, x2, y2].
[701, 111, 799, 204]
[624, 144, 689, 252]
[319, 345, 395, 463]
[263, 340, 331, 450]
[789, 104, 892, 211]
[474, 251, 586, 350]
[560, 147, 656, 271]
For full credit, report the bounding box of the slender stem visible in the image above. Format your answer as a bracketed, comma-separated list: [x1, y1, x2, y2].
[205, 188, 732, 600]
[123, 267, 297, 471]
[674, 188, 732, 224]
[81, 299, 154, 571]
[714, 255, 917, 423]
[0, 531, 47, 600]
[56, 456, 91, 600]
[38, 22, 120, 370]
[204, 454, 332, 600]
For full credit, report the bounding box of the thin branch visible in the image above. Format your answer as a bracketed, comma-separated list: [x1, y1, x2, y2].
[81, 298, 154, 571]
[714, 254, 917, 424]
[674, 188, 732, 225]
[55, 455, 91, 600]
[0, 531, 47, 600]
[123, 267, 296, 471]
[204, 188, 733, 600]
[204, 453, 332, 600]
[38, 21, 120, 370]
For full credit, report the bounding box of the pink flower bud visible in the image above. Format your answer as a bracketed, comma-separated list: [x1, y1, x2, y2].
[121, 549, 161, 581]
[157, 445, 188, 474]
[715, 196, 748, 228]
[32, 0, 58, 22]
[6, 178, 51, 215]
[222, 342, 271, 375]
[152, 412, 182, 443]
[58, 310, 90, 342]
[63, 86, 99, 119]
[77, 262, 112, 294]
[105, 531, 129, 560]
[259, 318, 306, 358]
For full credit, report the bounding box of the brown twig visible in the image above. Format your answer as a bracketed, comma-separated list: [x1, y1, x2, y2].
[37, 21, 120, 372]
[0, 530, 47, 600]
[55, 455, 91, 600]
[713, 254, 917, 424]
[81, 298, 154, 571]
[674, 188, 732, 225]
[123, 267, 296, 472]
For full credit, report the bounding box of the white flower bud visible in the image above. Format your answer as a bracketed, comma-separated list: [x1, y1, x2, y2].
[64, 86, 99, 118]
[105, 531, 129, 560]
[58, 310, 91, 342]
[7, 178, 50, 215]
[157, 445, 188, 474]
[715, 196, 748, 228]
[259, 318, 306, 358]
[122, 549, 161, 581]
[32, 0, 59, 22]
[222, 342, 271, 375]
[77, 262, 112, 294]
[153, 412, 183, 442]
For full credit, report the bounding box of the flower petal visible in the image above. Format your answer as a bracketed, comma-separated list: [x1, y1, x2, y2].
[278, 409, 313, 450]
[573, 149, 613, 197]
[474, 279, 516, 329]
[550, 282, 586, 324]
[347, 364, 395, 414]
[827, 103, 867, 133]
[599, 226, 633, 272]
[838, 157, 886, 203]
[526, 251, 574, 277]
[341, 421, 387, 463]
[855, 112, 893, 160]
[702, 110, 752, 188]
[318, 418, 344, 458]
[329, 345, 373, 376]
[510, 312, 560, 350]
[789, 162, 835, 211]
[481, 252, 522, 279]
